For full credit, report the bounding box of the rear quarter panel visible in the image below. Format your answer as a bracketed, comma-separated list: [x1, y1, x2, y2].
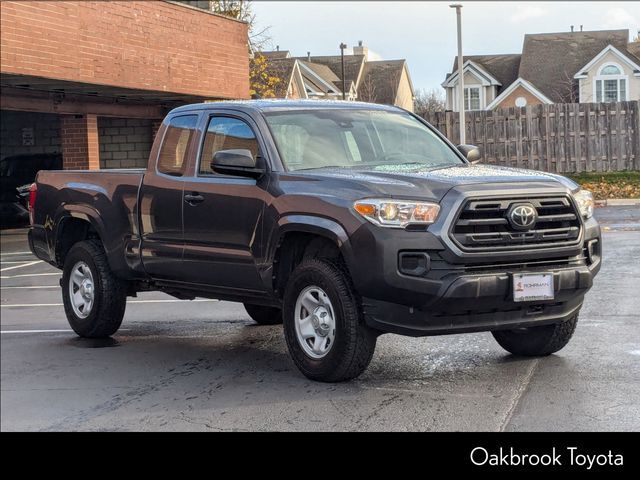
[32, 169, 145, 278]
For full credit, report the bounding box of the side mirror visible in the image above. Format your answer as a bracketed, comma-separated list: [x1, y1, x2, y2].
[457, 144, 482, 164]
[211, 149, 264, 178]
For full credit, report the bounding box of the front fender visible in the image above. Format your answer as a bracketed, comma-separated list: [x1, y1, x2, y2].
[262, 214, 357, 285]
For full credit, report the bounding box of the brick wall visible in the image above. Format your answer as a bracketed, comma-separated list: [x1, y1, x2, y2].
[0, 111, 60, 160]
[0, 1, 249, 99]
[60, 115, 100, 170]
[99, 118, 153, 169]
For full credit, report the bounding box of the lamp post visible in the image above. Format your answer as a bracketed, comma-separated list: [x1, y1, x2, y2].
[450, 4, 465, 144]
[340, 42, 347, 100]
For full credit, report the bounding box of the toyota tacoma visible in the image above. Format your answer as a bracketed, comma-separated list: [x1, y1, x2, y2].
[28, 100, 601, 382]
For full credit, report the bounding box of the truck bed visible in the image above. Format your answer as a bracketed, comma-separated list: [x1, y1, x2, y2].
[31, 169, 146, 278]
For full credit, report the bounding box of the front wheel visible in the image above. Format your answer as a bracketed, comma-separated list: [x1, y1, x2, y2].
[283, 259, 377, 382]
[492, 314, 579, 356]
[62, 240, 127, 338]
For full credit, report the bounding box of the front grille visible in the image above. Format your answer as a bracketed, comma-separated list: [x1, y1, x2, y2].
[451, 196, 582, 251]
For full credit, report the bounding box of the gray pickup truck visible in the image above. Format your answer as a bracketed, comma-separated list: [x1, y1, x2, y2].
[28, 100, 601, 382]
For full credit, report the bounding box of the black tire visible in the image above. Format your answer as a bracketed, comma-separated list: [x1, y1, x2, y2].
[244, 303, 282, 325]
[492, 314, 579, 357]
[61, 240, 127, 338]
[283, 258, 377, 382]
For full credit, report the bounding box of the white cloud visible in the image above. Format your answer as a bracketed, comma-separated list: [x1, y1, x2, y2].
[509, 5, 547, 23]
[603, 7, 639, 30]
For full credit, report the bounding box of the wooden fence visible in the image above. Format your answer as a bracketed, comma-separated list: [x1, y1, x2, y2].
[422, 101, 640, 173]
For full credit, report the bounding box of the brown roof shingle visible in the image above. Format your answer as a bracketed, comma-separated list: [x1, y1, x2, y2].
[518, 29, 630, 102]
[261, 58, 297, 98]
[451, 54, 521, 94]
[294, 54, 366, 90]
[357, 60, 406, 105]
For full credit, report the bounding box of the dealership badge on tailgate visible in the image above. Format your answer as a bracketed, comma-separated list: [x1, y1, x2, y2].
[513, 273, 554, 302]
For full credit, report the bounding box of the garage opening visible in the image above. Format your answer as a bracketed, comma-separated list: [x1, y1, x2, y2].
[1, 110, 61, 159]
[1, 110, 63, 227]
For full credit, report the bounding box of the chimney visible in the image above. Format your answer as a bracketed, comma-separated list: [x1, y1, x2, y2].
[276, 45, 280, 51]
[580, 25, 583, 32]
[353, 40, 369, 60]
[570, 25, 574, 33]
[307, 51, 311, 62]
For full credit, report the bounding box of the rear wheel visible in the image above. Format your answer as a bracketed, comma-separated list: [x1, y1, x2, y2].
[492, 314, 579, 356]
[243, 303, 282, 325]
[62, 240, 127, 338]
[283, 258, 377, 382]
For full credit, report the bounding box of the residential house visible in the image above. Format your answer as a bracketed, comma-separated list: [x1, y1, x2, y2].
[443, 29, 640, 111]
[256, 43, 415, 111]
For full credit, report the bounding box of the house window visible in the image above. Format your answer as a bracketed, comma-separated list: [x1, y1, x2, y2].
[594, 63, 627, 103]
[464, 87, 481, 110]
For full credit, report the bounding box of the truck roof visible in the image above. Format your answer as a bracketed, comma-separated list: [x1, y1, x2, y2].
[169, 99, 403, 115]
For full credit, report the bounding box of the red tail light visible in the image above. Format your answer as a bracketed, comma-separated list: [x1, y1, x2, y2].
[28, 183, 37, 225]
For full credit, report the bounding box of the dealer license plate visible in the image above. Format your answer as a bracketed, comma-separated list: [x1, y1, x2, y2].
[513, 273, 554, 302]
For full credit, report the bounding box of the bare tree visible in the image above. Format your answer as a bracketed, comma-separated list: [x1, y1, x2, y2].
[358, 75, 377, 103]
[209, 1, 271, 51]
[552, 70, 579, 104]
[414, 88, 446, 115]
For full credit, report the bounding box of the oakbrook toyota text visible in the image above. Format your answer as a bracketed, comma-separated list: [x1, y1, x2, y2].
[470, 447, 624, 469]
[28, 100, 601, 382]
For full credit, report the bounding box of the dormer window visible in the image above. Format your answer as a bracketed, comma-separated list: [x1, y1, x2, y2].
[464, 86, 481, 110]
[595, 63, 628, 102]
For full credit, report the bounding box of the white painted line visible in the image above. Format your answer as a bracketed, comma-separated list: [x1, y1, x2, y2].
[0, 261, 35, 264]
[0, 251, 33, 256]
[1, 329, 74, 334]
[1, 299, 219, 308]
[1, 273, 60, 279]
[1, 329, 131, 334]
[0, 261, 42, 272]
[1, 285, 59, 289]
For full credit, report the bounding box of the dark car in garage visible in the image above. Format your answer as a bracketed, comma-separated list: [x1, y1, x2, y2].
[0, 153, 62, 228]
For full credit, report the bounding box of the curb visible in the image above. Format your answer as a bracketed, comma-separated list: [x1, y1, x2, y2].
[595, 199, 640, 207]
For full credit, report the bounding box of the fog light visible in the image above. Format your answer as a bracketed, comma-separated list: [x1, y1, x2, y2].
[399, 252, 430, 277]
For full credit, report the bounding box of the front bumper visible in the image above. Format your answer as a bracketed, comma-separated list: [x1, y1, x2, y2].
[345, 186, 602, 337]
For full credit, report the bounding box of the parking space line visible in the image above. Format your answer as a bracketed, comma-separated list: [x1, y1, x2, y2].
[1, 329, 75, 334]
[0, 261, 42, 272]
[1, 273, 60, 279]
[0, 261, 36, 264]
[0, 251, 33, 256]
[1, 299, 219, 308]
[1, 329, 131, 334]
[1, 285, 59, 289]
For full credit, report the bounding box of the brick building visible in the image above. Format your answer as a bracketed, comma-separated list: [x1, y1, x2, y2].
[0, 0, 249, 170]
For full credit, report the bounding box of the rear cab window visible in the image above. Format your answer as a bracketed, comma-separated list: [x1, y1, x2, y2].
[157, 115, 199, 177]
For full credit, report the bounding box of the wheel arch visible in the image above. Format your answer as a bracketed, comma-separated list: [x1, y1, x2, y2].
[270, 215, 355, 297]
[53, 207, 107, 268]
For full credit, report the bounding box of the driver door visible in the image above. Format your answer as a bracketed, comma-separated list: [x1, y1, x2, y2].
[180, 112, 270, 292]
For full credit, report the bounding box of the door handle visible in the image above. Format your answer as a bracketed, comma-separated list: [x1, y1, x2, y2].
[184, 192, 204, 205]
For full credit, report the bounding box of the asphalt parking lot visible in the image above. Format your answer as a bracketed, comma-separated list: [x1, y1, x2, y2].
[1, 205, 639, 432]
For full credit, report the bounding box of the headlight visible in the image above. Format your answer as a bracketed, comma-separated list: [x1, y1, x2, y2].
[573, 189, 594, 219]
[353, 199, 440, 228]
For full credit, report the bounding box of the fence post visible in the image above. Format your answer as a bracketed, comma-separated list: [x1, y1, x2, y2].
[633, 101, 640, 171]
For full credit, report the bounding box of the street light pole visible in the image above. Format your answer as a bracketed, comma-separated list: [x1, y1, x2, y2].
[340, 43, 347, 100]
[450, 4, 465, 144]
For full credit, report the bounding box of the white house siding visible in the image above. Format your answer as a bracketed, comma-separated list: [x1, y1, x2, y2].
[395, 67, 415, 112]
[446, 70, 496, 111]
[578, 50, 640, 103]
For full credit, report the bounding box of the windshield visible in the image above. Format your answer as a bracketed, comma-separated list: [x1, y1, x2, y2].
[264, 109, 464, 171]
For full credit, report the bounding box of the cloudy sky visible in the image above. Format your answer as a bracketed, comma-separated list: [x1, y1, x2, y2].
[252, 1, 639, 92]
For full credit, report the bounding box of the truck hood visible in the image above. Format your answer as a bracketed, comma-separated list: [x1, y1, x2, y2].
[298, 164, 577, 201]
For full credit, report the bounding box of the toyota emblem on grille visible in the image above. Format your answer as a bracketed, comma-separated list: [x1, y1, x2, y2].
[508, 204, 537, 230]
